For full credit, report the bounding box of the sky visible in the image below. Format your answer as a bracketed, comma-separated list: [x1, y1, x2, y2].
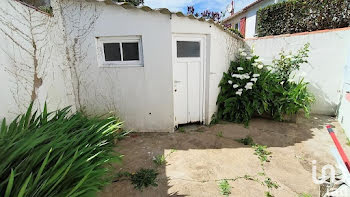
[144, 0, 256, 17]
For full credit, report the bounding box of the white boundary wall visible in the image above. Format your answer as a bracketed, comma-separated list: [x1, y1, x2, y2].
[246, 28, 350, 115]
[0, 0, 75, 121]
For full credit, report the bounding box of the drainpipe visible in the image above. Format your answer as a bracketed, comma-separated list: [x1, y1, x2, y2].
[327, 125, 350, 173]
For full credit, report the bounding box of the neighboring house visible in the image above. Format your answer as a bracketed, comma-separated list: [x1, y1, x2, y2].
[49, 0, 243, 132]
[223, 0, 283, 38]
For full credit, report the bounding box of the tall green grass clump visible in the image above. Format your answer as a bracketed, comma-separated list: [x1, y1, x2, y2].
[0, 104, 123, 197]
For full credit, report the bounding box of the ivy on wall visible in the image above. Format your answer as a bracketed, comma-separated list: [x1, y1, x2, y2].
[256, 0, 350, 37]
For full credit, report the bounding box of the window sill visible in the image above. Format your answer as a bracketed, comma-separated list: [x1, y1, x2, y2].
[99, 64, 144, 68]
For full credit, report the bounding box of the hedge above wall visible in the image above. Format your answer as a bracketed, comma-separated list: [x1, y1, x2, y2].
[257, 0, 350, 37]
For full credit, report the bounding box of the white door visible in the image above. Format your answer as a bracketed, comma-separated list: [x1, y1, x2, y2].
[173, 36, 205, 126]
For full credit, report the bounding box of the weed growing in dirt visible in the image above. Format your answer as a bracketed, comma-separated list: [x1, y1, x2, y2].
[153, 155, 166, 166]
[347, 138, 350, 146]
[253, 144, 272, 162]
[153, 149, 176, 167]
[218, 180, 231, 196]
[265, 191, 274, 197]
[236, 136, 255, 146]
[114, 168, 159, 191]
[130, 168, 159, 190]
[116, 130, 133, 141]
[178, 127, 185, 133]
[264, 178, 279, 189]
[217, 131, 223, 137]
[210, 114, 219, 125]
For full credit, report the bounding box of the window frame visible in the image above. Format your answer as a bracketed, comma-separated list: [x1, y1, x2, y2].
[96, 36, 143, 67]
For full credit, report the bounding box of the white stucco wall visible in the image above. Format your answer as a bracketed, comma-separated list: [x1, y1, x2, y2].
[55, 0, 175, 132]
[0, 0, 74, 121]
[246, 28, 350, 115]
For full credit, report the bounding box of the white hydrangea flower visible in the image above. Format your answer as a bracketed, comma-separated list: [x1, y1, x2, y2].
[238, 88, 243, 92]
[251, 78, 258, 82]
[240, 52, 247, 57]
[238, 73, 249, 80]
[253, 74, 260, 77]
[254, 58, 263, 63]
[228, 80, 233, 84]
[236, 91, 242, 96]
[245, 82, 253, 89]
[280, 81, 284, 85]
[267, 66, 272, 71]
[237, 67, 244, 71]
[252, 62, 259, 67]
[257, 64, 264, 69]
[246, 56, 252, 60]
[233, 84, 239, 88]
[238, 48, 245, 52]
[285, 55, 292, 59]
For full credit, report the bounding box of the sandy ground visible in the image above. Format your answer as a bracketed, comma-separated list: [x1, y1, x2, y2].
[99, 115, 350, 197]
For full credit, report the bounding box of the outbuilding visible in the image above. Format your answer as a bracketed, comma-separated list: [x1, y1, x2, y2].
[53, 0, 243, 132]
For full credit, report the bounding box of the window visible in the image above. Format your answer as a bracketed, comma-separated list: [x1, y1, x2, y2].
[177, 41, 200, 58]
[97, 36, 143, 67]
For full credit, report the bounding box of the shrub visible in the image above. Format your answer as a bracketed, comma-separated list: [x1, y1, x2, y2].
[257, 0, 350, 37]
[0, 104, 123, 197]
[217, 44, 315, 125]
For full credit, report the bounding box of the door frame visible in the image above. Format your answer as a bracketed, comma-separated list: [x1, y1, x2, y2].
[172, 34, 207, 127]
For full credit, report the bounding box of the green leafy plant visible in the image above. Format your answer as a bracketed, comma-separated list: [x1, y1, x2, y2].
[236, 136, 255, 146]
[257, 0, 350, 37]
[130, 168, 158, 190]
[346, 138, 350, 147]
[264, 178, 279, 189]
[178, 127, 185, 133]
[217, 131, 223, 137]
[217, 44, 314, 125]
[272, 43, 310, 81]
[210, 113, 219, 125]
[253, 144, 272, 163]
[153, 155, 166, 166]
[218, 180, 231, 196]
[0, 103, 123, 197]
[153, 149, 176, 167]
[265, 191, 274, 197]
